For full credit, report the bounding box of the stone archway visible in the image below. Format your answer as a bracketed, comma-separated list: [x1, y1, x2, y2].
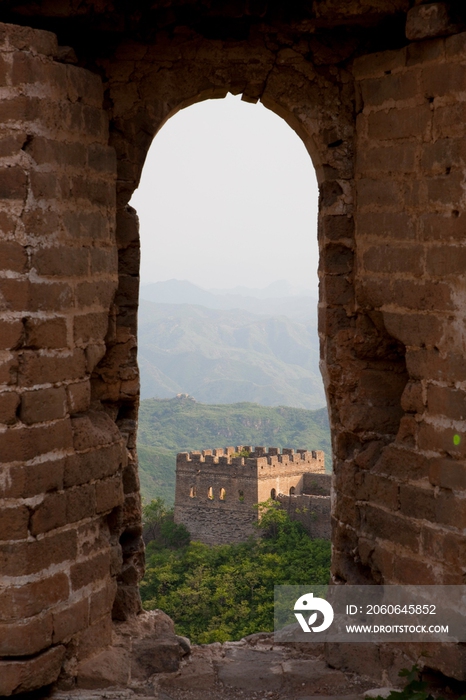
[2, 2, 466, 691]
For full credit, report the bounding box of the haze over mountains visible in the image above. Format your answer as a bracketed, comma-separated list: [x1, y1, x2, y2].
[138, 279, 325, 410]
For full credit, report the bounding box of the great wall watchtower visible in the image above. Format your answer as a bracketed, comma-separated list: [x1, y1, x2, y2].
[174, 447, 327, 544]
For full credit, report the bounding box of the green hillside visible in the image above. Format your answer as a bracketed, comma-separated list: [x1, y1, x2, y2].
[138, 300, 325, 409]
[137, 396, 332, 505]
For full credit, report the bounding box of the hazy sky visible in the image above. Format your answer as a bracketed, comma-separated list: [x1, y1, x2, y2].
[130, 94, 319, 292]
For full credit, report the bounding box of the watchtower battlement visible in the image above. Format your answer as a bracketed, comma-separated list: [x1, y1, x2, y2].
[177, 446, 325, 474]
[174, 446, 327, 545]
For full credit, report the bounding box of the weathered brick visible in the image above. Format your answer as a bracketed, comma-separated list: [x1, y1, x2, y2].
[0, 166, 27, 199]
[400, 381, 424, 414]
[435, 491, 466, 529]
[18, 348, 86, 387]
[89, 580, 117, 623]
[22, 206, 60, 238]
[0, 278, 73, 313]
[422, 63, 466, 98]
[391, 279, 454, 312]
[0, 613, 53, 656]
[361, 473, 399, 509]
[373, 444, 432, 481]
[0, 419, 73, 464]
[0, 506, 29, 541]
[383, 311, 444, 347]
[392, 554, 436, 585]
[64, 443, 124, 487]
[95, 475, 124, 513]
[421, 138, 466, 173]
[433, 102, 466, 138]
[399, 483, 436, 520]
[357, 178, 402, 208]
[74, 312, 109, 344]
[429, 457, 466, 491]
[0, 319, 23, 351]
[363, 244, 424, 275]
[0, 391, 20, 425]
[320, 214, 354, 241]
[0, 458, 65, 499]
[356, 142, 417, 173]
[70, 550, 110, 591]
[320, 244, 353, 275]
[417, 421, 466, 457]
[360, 71, 419, 107]
[30, 492, 67, 536]
[76, 614, 112, 662]
[90, 246, 118, 274]
[66, 379, 91, 414]
[426, 244, 466, 276]
[20, 386, 67, 424]
[368, 105, 431, 140]
[66, 483, 96, 523]
[406, 347, 466, 383]
[0, 572, 69, 622]
[357, 211, 415, 240]
[52, 596, 89, 643]
[406, 37, 445, 66]
[361, 503, 420, 549]
[76, 280, 116, 308]
[0, 645, 65, 697]
[71, 410, 121, 452]
[426, 171, 464, 205]
[320, 275, 354, 305]
[352, 47, 406, 79]
[0, 240, 28, 273]
[32, 246, 89, 277]
[24, 316, 68, 349]
[0, 528, 77, 576]
[29, 170, 58, 199]
[426, 384, 466, 421]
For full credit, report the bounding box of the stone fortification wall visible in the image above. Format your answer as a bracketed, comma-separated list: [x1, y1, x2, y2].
[0, 23, 131, 695]
[277, 494, 331, 540]
[174, 447, 326, 545]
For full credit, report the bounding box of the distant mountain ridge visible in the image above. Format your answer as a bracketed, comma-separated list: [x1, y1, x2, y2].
[138, 299, 325, 409]
[140, 279, 317, 320]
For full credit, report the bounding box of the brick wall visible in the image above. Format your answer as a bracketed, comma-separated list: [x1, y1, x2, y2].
[0, 22, 125, 694]
[174, 447, 326, 545]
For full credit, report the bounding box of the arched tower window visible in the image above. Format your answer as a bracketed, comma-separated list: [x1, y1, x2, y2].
[189, 486, 196, 498]
[270, 488, 276, 499]
[219, 488, 226, 500]
[289, 486, 295, 495]
[208, 486, 214, 500]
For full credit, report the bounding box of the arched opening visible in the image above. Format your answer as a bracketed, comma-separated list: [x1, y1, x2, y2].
[270, 488, 276, 500]
[189, 486, 196, 498]
[208, 486, 214, 500]
[289, 486, 295, 496]
[219, 488, 226, 501]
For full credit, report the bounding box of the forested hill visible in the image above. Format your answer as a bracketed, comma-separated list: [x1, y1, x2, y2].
[137, 396, 331, 505]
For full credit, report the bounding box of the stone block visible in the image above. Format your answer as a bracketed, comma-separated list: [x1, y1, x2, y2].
[368, 105, 431, 140]
[0, 644, 65, 696]
[406, 4, 456, 41]
[73, 312, 109, 344]
[76, 646, 130, 689]
[23, 316, 67, 350]
[70, 550, 111, 592]
[399, 483, 436, 520]
[52, 596, 89, 643]
[0, 391, 20, 425]
[19, 386, 67, 424]
[66, 483, 96, 523]
[64, 443, 123, 487]
[71, 410, 121, 451]
[360, 71, 419, 107]
[95, 475, 124, 513]
[30, 492, 67, 536]
[0, 528, 77, 577]
[0, 612, 53, 656]
[429, 457, 466, 491]
[360, 504, 420, 549]
[66, 379, 91, 414]
[0, 505, 29, 542]
[383, 311, 443, 347]
[0, 573, 69, 622]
